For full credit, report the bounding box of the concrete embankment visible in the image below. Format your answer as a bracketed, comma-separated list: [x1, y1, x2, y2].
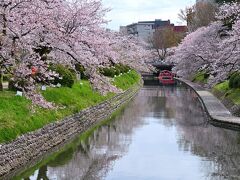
[176, 78, 240, 129]
[0, 82, 142, 179]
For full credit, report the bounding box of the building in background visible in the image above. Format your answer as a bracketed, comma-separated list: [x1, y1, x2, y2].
[120, 21, 155, 41]
[119, 26, 128, 35]
[173, 26, 188, 38]
[120, 19, 187, 42]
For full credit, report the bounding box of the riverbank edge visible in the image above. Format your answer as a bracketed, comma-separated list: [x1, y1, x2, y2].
[0, 81, 143, 178]
[176, 78, 240, 129]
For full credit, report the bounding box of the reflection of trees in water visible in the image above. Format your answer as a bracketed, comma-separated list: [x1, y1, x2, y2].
[35, 90, 150, 180]
[20, 86, 240, 180]
[167, 87, 240, 179]
[140, 86, 179, 127]
[43, 87, 189, 179]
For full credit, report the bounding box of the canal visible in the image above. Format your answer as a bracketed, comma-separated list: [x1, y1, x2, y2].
[13, 85, 240, 180]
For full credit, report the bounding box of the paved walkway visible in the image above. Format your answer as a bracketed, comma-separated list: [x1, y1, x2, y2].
[177, 78, 240, 127]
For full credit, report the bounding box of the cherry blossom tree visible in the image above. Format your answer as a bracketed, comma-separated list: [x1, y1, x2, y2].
[217, 1, 240, 25]
[169, 2, 240, 86]
[86, 32, 153, 95]
[0, 0, 62, 107]
[211, 2, 240, 85]
[111, 33, 153, 72]
[0, 0, 151, 107]
[169, 22, 222, 78]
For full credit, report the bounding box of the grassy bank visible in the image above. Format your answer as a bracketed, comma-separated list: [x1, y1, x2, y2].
[112, 70, 141, 90]
[213, 81, 240, 105]
[192, 71, 209, 84]
[0, 70, 140, 143]
[191, 71, 240, 105]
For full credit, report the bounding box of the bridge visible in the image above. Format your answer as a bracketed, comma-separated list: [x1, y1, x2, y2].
[141, 61, 175, 85]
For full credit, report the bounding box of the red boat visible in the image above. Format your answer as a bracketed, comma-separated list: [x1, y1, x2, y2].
[158, 70, 176, 85]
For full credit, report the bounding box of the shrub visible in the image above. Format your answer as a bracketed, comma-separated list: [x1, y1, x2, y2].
[115, 69, 120, 76]
[75, 63, 88, 79]
[100, 68, 116, 77]
[99, 64, 131, 77]
[3, 74, 12, 82]
[115, 64, 130, 73]
[51, 64, 76, 88]
[8, 80, 19, 91]
[192, 71, 209, 83]
[68, 68, 77, 82]
[233, 75, 240, 88]
[229, 72, 240, 88]
[204, 73, 210, 79]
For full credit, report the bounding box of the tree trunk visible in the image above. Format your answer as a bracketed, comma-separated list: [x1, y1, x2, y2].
[156, 49, 161, 61]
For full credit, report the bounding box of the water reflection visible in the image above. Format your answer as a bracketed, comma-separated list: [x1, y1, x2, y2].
[14, 86, 240, 180]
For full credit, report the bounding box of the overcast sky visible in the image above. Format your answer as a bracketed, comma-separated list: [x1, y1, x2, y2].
[102, 0, 195, 31]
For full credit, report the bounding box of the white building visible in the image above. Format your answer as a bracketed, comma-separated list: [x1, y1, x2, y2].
[125, 22, 155, 42]
[120, 19, 172, 42]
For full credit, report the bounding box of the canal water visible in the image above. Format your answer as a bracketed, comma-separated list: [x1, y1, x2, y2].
[13, 85, 240, 180]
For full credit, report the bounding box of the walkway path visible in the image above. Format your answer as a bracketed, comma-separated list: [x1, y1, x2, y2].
[177, 78, 240, 128]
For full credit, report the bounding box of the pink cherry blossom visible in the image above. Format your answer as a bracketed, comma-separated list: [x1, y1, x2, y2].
[0, 0, 151, 108]
[168, 2, 240, 87]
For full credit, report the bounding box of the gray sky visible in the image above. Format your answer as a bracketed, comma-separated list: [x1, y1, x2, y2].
[102, 0, 195, 31]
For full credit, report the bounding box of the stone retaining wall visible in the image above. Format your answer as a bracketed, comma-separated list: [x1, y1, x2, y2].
[0, 82, 142, 179]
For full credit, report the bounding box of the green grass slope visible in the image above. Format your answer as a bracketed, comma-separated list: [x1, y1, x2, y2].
[0, 71, 140, 143]
[213, 80, 240, 105]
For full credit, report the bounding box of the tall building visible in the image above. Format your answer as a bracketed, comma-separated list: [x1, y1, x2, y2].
[120, 19, 187, 42]
[120, 19, 172, 42]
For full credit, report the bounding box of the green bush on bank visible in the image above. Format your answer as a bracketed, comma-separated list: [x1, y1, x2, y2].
[229, 72, 240, 89]
[192, 71, 209, 84]
[214, 80, 229, 92]
[75, 63, 88, 80]
[99, 64, 131, 78]
[51, 64, 76, 88]
[3, 74, 12, 82]
[213, 80, 240, 105]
